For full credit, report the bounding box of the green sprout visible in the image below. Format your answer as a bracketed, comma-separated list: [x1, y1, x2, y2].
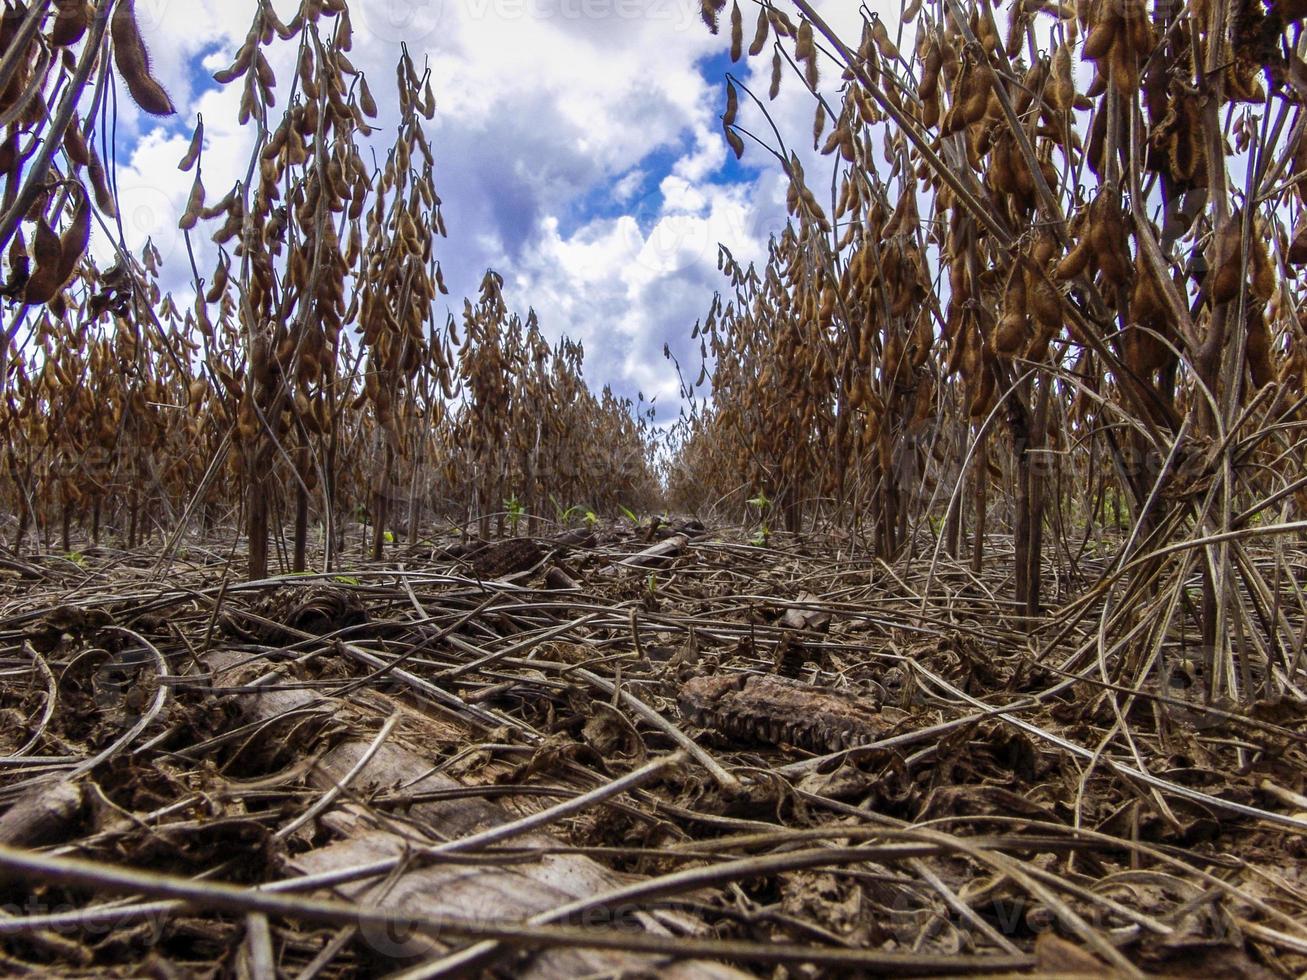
[553, 496, 578, 524]
[551, 494, 596, 530]
[504, 494, 524, 533]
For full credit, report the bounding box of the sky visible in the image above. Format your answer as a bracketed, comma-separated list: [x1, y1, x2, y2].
[104, 0, 870, 414]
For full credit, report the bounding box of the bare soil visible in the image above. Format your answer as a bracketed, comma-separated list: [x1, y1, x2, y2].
[0, 522, 1303, 978]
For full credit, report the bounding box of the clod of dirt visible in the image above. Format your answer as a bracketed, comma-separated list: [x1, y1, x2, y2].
[221, 584, 367, 643]
[469, 537, 544, 579]
[679, 672, 899, 752]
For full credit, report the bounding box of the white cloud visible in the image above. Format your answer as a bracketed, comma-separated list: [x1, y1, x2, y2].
[611, 168, 646, 202]
[504, 176, 777, 405]
[102, 68, 257, 276]
[101, 0, 857, 409]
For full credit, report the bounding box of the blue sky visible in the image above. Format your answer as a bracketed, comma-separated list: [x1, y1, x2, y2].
[103, 0, 863, 412]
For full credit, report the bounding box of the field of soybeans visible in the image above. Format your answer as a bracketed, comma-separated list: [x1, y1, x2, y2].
[0, 0, 1306, 975]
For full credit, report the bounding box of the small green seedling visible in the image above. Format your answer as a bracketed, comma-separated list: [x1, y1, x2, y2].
[383, 530, 394, 544]
[63, 550, 87, 568]
[555, 497, 597, 529]
[332, 574, 361, 586]
[504, 494, 524, 533]
[619, 505, 639, 526]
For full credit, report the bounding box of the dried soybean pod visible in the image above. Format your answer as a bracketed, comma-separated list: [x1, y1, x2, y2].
[23, 217, 66, 304]
[748, 6, 769, 56]
[205, 255, 230, 304]
[335, 6, 354, 49]
[1250, 230, 1275, 303]
[3, 230, 28, 297]
[87, 141, 117, 217]
[1209, 216, 1243, 306]
[1054, 237, 1090, 280]
[63, 118, 90, 169]
[1081, 17, 1115, 61]
[1245, 306, 1274, 387]
[212, 40, 253, 84]
[112, 0, 176, 116]
[726, 127, 745, 159]
[992, 312, 1028, 355]
[179, 172, 205, 230]
[1028, 269, 1061, 331]
[796, 19, 815, 60]
[993, 263, 1029, 355]
[1051, 43, 1074, 113]
[919, 34, 942, 99]
[358, 75, 378, 118]
[50, 0, 89, 46]
[798, 20, 819, 88]
[701, 0, 721, 33]
[178, 118, 204, 171]
[54, 188, 92, 286]
[201, 185, 239, 220]
[870, 17, 898, 60]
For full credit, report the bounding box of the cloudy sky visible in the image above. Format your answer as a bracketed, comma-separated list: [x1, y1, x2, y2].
[110, 0, 865, 413]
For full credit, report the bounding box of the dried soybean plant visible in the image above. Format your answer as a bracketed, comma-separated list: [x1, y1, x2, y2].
[680, 0, 1307, 700]
[352, 45, 444, 560]
[440, 273, 660, 536]
[1, 239, 227, 555]
[1, 4, 237, 565]
[0, 0, 661, 573]
[168, 1, 462, 576]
